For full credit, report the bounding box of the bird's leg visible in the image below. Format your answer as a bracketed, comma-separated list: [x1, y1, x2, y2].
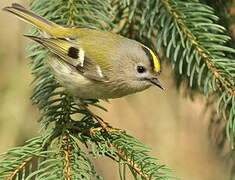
[82, 104, 123, 133]
[74, 97, 124, 133]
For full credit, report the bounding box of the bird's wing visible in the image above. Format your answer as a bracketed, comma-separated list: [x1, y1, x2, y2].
[25, 35, 108, 82]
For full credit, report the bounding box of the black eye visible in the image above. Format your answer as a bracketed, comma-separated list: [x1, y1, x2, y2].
[137, 65, 146, 73]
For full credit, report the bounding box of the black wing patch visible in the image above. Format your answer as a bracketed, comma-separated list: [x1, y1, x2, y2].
[68, 47, 79, 59]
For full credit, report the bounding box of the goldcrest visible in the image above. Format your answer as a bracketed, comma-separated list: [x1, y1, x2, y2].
[3, 3, 163, 99]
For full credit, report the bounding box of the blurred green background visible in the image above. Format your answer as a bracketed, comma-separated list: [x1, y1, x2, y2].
[0, 0, 230, 179]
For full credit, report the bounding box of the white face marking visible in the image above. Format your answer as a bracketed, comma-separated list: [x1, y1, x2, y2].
[96, 65, 104, 77]
[79, 48, 85, 66]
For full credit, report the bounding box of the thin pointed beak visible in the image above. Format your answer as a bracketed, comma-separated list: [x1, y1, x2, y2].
[149, 78, 165, 90]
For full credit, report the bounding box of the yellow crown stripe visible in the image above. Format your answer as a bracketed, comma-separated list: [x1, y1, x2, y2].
[149, 48, 161, 73]
[143, 45, 161, 73]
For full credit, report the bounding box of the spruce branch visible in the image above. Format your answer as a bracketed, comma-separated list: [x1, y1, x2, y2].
[156, 0, 235, 145]
[154, 1, 235, 146]
[2, 0, 235, 178]
[0, 0, 175, 179]
[113, 0, 235, 176]
[62, 135, 72, 180]
[109, 133, 171, 179]
[6, 157, 34, 180]
[160, 0, 235, 96]
[0, 132, 51, 180]
[83, 131, 173, 179]
[117, 0, 235, 145]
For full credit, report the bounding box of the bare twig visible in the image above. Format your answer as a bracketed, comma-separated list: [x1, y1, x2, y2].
[6, 157, 34, 180]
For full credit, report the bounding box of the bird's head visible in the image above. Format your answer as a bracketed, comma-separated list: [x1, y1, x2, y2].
[110, 41, 164, 96]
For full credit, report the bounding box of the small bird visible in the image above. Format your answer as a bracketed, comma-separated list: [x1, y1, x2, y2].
[3, 3, 163, 100]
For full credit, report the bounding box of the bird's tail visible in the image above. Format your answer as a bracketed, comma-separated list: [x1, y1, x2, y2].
[3, 3, 69, 37]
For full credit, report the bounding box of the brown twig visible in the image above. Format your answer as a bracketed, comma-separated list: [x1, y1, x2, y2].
[6, 157, 33, 180]
[62, 135, 72, 180]
[108, 142, 149, 180]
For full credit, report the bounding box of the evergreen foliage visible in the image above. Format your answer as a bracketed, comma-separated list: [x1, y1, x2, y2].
[117, 0, 235, 177]
[0, 0, 174, 179]
[1, 0, 235, 179]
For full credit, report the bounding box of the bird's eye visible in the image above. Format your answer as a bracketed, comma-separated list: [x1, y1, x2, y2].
[137, 65, 146, 73]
